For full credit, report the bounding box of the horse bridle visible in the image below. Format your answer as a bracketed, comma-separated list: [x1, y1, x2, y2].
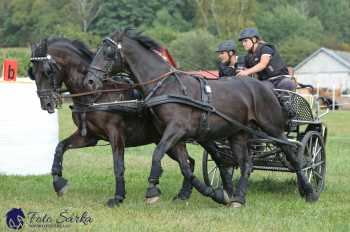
[28, 54, 62, 106]
[88, 37, 126, 82]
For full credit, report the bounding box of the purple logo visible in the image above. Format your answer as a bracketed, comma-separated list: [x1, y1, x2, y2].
[6, 208, 25, 230]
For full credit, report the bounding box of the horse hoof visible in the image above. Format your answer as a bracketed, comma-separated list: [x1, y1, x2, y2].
[57, 184, 69, 197]
[172, 193, 190, 202]
[145, 186, 161, 198]
[53, 177, 69, 197]
[145, 196, 160, 204]
[106, 198, 121, 208]
[172, 196, 189, 204]
[305, 192, 319, 203]
[229, 202, 243, 208]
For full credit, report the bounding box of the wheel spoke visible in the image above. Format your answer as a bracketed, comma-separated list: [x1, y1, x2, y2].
[313, 146, 322, 159]
[312, 160, 325, 168]
[308, 170, 313, 182]
[312, 138, 319, 161]
[210, 167, 218, 186]
[303, 160, 325, 171]
[215, 176, 221, 188]
[312, 170, 323, 179]
[208, 166, 217, 175]
[307, 136, 313, 154]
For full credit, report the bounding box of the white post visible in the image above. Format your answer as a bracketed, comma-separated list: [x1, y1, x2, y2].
[332, 84, 336, 111]
[316, 82, 320, 113]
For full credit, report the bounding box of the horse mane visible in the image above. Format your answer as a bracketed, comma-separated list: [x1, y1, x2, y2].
[111, 29, 177, 67]
[133, 33, 163, 52]
[46, 37, 94, 61]
[112, 29, 163, 52]
[71, 39, 95, 60]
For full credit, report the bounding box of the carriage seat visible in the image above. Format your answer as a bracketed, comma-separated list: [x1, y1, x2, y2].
[274, 89, 314, 122]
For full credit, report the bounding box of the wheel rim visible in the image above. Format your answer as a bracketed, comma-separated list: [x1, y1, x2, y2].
[205, 154, 222, 188]
[202, 150, 234, 188]
[302, 132, 326, 192]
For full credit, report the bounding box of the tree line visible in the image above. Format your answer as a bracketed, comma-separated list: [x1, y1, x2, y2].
[1, 0, 349, 70]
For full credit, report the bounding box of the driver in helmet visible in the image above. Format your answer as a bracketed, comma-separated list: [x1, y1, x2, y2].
[216, 40, 237, 78]
[236, 28, 296, 92]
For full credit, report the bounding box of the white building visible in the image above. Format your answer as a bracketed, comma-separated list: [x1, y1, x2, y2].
[295, 47, 350, 95]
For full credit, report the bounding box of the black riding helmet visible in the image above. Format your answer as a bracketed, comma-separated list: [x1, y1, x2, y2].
[216, 40, 237, 53]
[238, 28, 260, 41]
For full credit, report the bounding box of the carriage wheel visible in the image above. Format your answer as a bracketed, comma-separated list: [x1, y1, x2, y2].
[300, 131, 326, 193]
[202, 150, 234, 188]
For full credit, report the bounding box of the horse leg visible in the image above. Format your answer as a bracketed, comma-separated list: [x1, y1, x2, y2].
[145, 123, 230, 205]
[167, 145, 195, 201]
[200, 141, 235, 198]
[279, 135, 319, 202]
[230, 133, 252, 208]
[106, 130, 126, 208]
[145, 123, 186, 203]
[173, 143, 231, 205]
[52, 130, 98, 196]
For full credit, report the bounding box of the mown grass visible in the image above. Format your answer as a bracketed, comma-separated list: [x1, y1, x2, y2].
[1, 106, 349, 232]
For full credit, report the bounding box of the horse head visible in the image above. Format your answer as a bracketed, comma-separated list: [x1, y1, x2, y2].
[85, 30, 128, 91]
[29, 38, 94, 113]
[29, 38, 63, 113]
[86, 29, 172, 93]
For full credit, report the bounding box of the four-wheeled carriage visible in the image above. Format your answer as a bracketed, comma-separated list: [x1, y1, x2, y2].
[202, 89, 328, 195]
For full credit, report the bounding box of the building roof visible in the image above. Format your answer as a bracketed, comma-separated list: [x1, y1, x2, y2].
[334, 50, 350, 65]
[295, 47, 350, 70]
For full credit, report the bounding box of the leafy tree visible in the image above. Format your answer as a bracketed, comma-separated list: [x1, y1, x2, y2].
[259, 0, 350, 46]
[90, 0, 186, 37]
[194, 0, 257, 38]
[0, 0, 73, 46]
[0, 0, 349, 72]
[65, 0, 103, 32]
[143, 8, 192, 45]
[307, 0, 350, 44]
[255, 5, 323, 45]
[0, 0, 36, 46]
[168, 29, 220, 70]
[279, 36, 319, 66]
[54, 23, 101, 47]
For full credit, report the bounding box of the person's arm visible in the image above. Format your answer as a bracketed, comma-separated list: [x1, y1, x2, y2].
[218, 63, 235, 77]
[237, 45, 274, 77]
[236, 54, 270, 76]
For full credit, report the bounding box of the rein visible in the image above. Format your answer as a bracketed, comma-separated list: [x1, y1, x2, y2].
[62, 67, 216, 99]
[61, 69, 176, 98]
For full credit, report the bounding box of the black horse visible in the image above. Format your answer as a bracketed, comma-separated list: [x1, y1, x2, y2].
[85, 29, 320, 207]
[28, 37, 199, 207]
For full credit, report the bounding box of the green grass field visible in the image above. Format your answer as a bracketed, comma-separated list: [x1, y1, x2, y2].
[1, 106, 349, 231]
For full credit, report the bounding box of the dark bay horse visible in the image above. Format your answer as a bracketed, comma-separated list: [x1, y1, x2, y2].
[28, 38, 197, 207]
[85, 29, 320, 207]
